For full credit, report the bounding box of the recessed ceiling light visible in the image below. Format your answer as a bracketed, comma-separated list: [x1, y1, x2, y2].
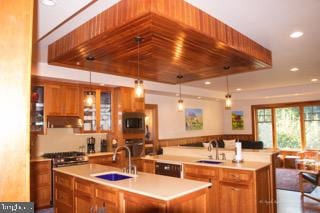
[294, 93, 300, 96]
[290, 67, 299, 72]
[311, 78, 318, 82]
[76, 61, 80, 66]
[41, 0, 56, 6]
[204, 81, 211, 85]
[197, 96, 202, 99]
[236, 88, 242, 91]
[290, 31, 304, 38]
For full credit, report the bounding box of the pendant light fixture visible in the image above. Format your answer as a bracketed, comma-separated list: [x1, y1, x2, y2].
[85, 56, 95, 107]
[177, 75, 184, 112]
[134, 36, 144, 98]
[225, 75, 232, 110]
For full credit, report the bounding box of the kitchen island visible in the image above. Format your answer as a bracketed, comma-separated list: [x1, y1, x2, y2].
[53, 164, 211, 213]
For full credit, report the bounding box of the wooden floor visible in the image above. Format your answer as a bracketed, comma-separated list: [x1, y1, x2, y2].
[277, 188, 320, 213]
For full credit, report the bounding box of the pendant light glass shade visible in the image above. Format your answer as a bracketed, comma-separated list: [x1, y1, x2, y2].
[225, 75, 232, 110]
[177, 99, 184, 112]
[134, 79, 144, 98]
[134, 36, 144, 98]
[177, 75, 184, 112]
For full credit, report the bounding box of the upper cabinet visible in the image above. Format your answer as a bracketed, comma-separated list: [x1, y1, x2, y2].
[45, 84, 80, 116]
[30, 86, 45, 133]
[80, 87, 112, 133]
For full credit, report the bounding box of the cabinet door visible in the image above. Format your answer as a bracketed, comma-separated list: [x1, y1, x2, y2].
[45, 84, 62, 115]
[81, 88, 97, 132]
[184, 174, 217, 212]
[219, 182, 254, 213]
[99, 91, 112, 132]
[143, 160, 155, 173]
[94, 185, 119, 213]
[62, 85, 79, 116]
[74, 194, 94, 213]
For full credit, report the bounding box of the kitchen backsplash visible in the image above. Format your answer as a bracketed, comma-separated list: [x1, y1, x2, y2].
[31, 128, 107, 157]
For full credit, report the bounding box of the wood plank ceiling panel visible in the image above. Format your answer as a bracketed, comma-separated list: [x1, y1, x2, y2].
[48, 0, 272, 84]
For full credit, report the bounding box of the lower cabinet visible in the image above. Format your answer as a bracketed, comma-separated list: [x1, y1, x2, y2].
[142, 159, 155, 173]
[219, 182, 253, 213]
[184, 164, 219, 212]
[54, 171, 208, 213]
[30, 160, 52, 209]
[184, 164, 272, 213]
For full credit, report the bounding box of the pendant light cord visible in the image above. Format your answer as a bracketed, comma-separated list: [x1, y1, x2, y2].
[137, 38, 140, 80]
[226, 76, 230, 94]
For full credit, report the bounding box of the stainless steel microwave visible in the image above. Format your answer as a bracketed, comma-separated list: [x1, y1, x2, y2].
[122, 112, 145, 133]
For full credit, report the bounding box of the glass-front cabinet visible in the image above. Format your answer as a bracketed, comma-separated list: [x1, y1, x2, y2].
[30, 86, 44, 132]
[81, 88, 112, 133]
[100, 92, 111, 131]
[83, 90, 97, 132]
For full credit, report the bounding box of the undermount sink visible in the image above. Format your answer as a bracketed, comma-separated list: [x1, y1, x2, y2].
[196, 160, 224, 165]
[93, 172, 133, 181]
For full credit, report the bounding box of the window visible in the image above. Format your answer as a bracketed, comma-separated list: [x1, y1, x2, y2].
[275, 107, 301, 149]
[253, 101, 320, 150]
[304, 106, 320, 150]
[256, 109, 273, 148]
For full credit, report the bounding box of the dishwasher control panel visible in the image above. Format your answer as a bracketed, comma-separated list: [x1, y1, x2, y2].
[155, 162, 182, 178]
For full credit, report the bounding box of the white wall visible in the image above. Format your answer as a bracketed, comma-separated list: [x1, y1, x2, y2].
[145, 94, 224, 139]
[223, 93, 320, 135]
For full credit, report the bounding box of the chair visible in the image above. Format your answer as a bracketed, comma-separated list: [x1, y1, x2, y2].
[299, 170, 320, 202]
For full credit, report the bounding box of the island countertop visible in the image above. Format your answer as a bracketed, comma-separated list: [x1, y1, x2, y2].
[53, 164, 211, 201]
[142, 154, 270, 171]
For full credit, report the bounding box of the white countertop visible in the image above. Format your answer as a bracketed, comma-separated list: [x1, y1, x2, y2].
[143, 155, 270, 171]
[87, 152, 114, 157]
[54, 164, 211, 201]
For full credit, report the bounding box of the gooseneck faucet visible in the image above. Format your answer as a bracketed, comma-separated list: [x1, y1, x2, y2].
[112, 145, 136, 175]
[208, 139, 219, 160]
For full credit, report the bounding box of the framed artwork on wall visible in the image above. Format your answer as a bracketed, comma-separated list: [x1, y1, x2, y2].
[185, 108, 203, 130]
[232, 111, 244, 130]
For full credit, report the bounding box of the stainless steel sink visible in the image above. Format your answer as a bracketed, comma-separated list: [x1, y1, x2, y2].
[196, 160, 224, 164]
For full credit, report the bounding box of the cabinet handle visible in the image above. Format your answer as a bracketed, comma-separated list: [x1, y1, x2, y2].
[208, 178, 212, 188]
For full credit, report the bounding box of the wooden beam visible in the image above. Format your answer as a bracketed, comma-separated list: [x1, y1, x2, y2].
[0, 0, 34, 201]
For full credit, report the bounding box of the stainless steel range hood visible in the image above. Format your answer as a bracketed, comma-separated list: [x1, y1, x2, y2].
[47, 116, 83, 128]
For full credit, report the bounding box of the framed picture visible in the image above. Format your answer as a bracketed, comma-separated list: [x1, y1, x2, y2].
[185, 108, 203, 130]
[232, 111, 244, 130]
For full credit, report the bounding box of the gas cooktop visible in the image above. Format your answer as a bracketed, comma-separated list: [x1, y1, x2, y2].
[43, 151, 88, 167]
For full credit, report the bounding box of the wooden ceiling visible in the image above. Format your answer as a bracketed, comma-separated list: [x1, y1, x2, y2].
[48, 0, 272, 84]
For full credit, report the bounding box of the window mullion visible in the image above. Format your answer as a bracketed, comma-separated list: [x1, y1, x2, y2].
[300, 105, 306, 150]
[272, 108, 277, 150]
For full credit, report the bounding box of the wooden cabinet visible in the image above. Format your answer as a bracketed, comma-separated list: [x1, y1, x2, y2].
[74, 178, 95, 213]
[142, 159, 155, 173]
[80, 88, 112, 133]
[88, 154, 123, 168]
[45, 84, 80, 116]
[54, 172, 74, 213]
[184, 164, 219, 212]
[94, 184, 119, 213]
[30, 160, 51, 209]
[219, 182, 253, 213]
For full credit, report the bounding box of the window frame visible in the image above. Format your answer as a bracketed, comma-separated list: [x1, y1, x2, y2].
[252, 100, 320, 151]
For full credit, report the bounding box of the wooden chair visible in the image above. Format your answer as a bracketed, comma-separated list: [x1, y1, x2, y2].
[299, 170, 320, 202]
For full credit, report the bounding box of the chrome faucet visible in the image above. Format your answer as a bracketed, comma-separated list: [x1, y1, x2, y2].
[208, 139, 219, 160]
[112, 145, 136, 175]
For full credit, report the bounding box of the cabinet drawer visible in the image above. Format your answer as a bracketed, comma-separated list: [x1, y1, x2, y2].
[95, 185, 118, 207]
[219, 168, 252, 185]
[74, 178, 94, 198]
[31, 172, 51, 188]
[184, 164, 218, 179]
[54, 172, 73, 189]
[31, 161, 51, 174]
